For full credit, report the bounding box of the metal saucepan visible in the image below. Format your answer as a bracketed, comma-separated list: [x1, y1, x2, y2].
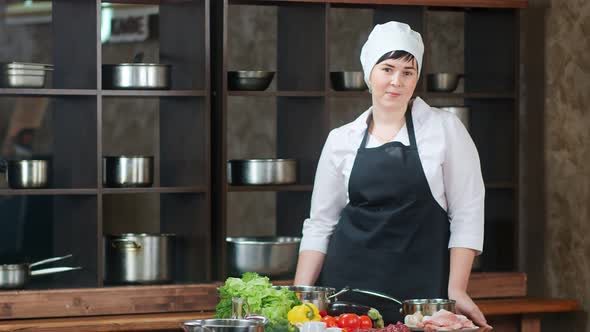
[102, 53, 170, 90]
[228, 71, 275, 91]
[276, 286, 455, 316]
[226, 237, 301, 278]
[0, 254, 82, 289]
[330, 71, 367, 91]
[0, 62, 53, 88]
[427, 73, 463, 92]
[0, 158, 50, 189]
[227, 159, 297, 185]
[182, 315, 268, 332]
[103, 233, 176, 285]
[103, 156, 153, 188]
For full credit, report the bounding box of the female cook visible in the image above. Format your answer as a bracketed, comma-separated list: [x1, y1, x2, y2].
[294, 21, 490, 328]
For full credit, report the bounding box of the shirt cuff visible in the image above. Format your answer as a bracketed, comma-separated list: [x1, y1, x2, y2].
[299, 235, 330, 254]
[448, 235, 483, 255]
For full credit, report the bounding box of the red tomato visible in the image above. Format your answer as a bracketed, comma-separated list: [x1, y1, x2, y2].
[359, 315, 372, 329]
[337, 313, 360, 330]
[319, 310, 328, 317]
[321, 315, 338, 328]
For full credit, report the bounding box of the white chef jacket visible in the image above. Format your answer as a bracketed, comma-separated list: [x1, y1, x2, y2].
[299, 97, 485, 255]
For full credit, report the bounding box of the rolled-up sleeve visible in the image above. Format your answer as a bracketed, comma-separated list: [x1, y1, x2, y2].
[299, 130, 348, 254]
[442, 114, 485, 254]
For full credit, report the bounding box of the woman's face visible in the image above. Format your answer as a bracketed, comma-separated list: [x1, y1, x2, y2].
[369, 57, 419, 112]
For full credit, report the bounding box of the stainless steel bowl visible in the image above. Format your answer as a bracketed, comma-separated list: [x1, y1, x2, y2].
[402, 298, 456, 316]
[182, 318, 267, 332]
[227, 159, 297, 185]
[103, 233, 176, 285]
[102, 63, 171, 89]
[0, 159, 50, 189]
[103, 156, 153, 188]
[226, 236, 301, 277]
[427, 73, 463, 92]
[438, 106, 470, 130]
[274, 285, 337, 311]
[228, 71, 275, 91]
[330, 71, 367, 91]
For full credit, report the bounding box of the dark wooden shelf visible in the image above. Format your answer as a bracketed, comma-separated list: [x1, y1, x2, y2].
[485, 181, 515, 189]
[228, 90, 325, 97]
[0, 188, 97, 195]
[421, 92, 515, 99]
[102, 90, 207, 97]
[227, 184, 313, 192]
[102, 186, 208, 194]
[0, 89, 97, 96]
[228, 0, 527, 8]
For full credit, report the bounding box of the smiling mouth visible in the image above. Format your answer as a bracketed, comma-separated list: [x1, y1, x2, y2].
[386, 92, 401, 97]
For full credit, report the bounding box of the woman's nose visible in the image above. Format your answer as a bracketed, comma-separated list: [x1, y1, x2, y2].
[390, 72, 402, 87]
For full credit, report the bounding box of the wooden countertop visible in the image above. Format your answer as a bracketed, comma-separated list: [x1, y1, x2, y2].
[0, 298, 580, 332]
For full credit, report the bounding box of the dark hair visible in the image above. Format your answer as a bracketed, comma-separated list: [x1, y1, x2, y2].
[376, 50, 417, 69]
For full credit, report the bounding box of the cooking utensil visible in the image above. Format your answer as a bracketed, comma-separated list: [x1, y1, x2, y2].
[227, 159, 297, 185]
[427, 73, 463, 92]
[0, 254, 82, 289]
[0, 62, 53, 88]
[276, 285, 455, 315]
[0, 159, 50, 189]
[103, 233, 176, 284]
[226, 237, 300, 278]
[330, 72, 367, 91]
[182, 315, 268, 332]
[438, 106, 470, 130]
[102, 53, 171, 90]
[228, 71, 274, 91]
[102, 156, 153, 188]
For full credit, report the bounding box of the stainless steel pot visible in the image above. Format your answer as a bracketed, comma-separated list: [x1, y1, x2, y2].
[0, 159, 50, 189]
[182, 315, 268, 332]
[103, 233, 175, 284]
[330, 72, 367, 91]
[0, 254, 82, 289]
[102, 54, 170, 90]
[226, 237, 300, 278]
[427, 73, 463, 92]
[103, 156, 153, 188]
[401, 298, 456, 316]
[439, 106, 470, 131]
[227, 159, 297, 185]
[0, 62, 53, 88]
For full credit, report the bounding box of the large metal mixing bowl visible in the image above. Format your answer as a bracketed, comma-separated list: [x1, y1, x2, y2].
[226, 236, 301, 278]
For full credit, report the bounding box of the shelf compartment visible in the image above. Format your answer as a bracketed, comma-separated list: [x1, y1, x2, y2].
[0, 189, 97, 196]
[102, 90, 207, 97]
[228, 184, 312, 192]
[102, 186, 207, 194]
[276, 191, 312, 237]
[228, 91, 325, 97]
[0, 89, 97, 96]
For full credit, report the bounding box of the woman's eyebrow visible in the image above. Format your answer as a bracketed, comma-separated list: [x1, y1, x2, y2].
[382, 63, 417, 71]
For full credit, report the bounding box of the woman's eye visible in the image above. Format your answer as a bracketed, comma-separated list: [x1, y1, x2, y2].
[404, 71, 414, 76]
[382, 67, 391, 72]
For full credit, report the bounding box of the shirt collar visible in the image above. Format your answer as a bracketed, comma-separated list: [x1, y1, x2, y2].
[349, 96, 429, 134]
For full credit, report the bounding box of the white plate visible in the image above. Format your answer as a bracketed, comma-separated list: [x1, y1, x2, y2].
[408, 327, 480, 332]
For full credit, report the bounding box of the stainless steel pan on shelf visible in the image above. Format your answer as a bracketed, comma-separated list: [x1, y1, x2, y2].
[102, 156, 153, 188]
[0, 158, 50, 189]
[0, 254, 82, 289]
[102, 53, 170, 90]
[227, 159, 297, 185]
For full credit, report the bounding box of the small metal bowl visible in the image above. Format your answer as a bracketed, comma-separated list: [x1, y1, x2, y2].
[330, 71, 367, 91]
[227, 159, 297, 185]
[427, 73, 463, 92]
[402, 298, 456, 316]
[228, 71, 275, 91]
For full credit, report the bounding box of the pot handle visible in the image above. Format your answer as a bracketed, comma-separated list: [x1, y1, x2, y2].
[245, 314, 269, 325]
[29, 254, 73, 268]
[30, 266, 82, 276]
[329, 286, 403, 305]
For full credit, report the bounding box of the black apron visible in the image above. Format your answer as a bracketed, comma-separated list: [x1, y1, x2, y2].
[319, 106, 450, 324]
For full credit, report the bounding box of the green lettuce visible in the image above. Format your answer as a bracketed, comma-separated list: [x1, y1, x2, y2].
[215, 272, 301, 329]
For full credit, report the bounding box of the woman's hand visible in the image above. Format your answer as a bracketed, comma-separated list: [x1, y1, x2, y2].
[448, 289, 492, 329]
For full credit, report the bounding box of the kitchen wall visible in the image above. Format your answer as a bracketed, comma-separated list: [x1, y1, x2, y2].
[519, 0, 590, 331]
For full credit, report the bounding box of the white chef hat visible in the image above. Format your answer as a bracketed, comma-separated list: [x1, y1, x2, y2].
[360, 21, 424, 88]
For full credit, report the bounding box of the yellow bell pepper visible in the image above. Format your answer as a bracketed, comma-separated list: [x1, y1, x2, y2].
[287, 303, 322, 324]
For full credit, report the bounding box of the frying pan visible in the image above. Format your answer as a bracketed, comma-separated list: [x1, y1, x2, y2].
[0, 254, 82, 289]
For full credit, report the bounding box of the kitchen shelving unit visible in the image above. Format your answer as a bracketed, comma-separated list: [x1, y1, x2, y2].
[212, 0, 522, 279]
[0, 0, 212, 288]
